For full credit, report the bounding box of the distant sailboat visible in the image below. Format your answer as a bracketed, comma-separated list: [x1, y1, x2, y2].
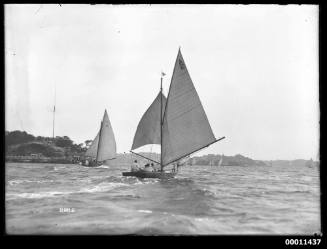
[122, 48, 225, 179]
[82, 110, 116, 167]
[52, 83, 56, 140]
[306, 158, 314, 168]
[49, 81, 56, 144]
[218, 154, 224, 166]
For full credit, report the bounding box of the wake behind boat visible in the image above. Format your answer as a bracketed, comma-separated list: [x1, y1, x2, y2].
[122, 48, 225, 179]
[81, 109, 116, 167]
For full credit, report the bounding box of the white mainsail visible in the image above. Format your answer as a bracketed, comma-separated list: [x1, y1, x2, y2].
[131, 92, 166, 150]
[85, 110, 116, 161]
[161, 49, 216, 166]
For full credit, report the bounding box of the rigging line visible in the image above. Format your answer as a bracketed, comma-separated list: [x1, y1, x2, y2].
[150, 144, 154, 164]
[34, 5, 42, 15]
[96, 121, 103, 163]
[130, 151, 160, 164]
[52, 82, 56, 139]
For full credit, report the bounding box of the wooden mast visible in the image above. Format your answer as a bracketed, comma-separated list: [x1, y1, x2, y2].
[160, 74, 163, 172]
[52, 82, 56, 139]
[52, 105, 55, 139]
[96, 121, 103, 164]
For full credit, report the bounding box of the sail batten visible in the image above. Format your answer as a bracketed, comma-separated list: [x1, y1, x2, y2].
[161, 50, 216, 166]
[131, 92, 166, 150]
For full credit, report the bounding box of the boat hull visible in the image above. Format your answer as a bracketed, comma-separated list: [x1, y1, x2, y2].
[80, 164, 103, 168]
[122, 171, 177, 179]
[79, 161, 103, 168]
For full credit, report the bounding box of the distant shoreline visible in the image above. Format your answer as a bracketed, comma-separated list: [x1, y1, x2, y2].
[5, 155, 319, 168]
[6, 156, 74, 164]
[5, 130, 318, 167]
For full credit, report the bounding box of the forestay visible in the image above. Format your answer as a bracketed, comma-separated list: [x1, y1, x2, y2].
[161, 49, 216, 166]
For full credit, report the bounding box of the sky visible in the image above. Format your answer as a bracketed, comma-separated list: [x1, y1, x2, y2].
[5, 4, 319, 161]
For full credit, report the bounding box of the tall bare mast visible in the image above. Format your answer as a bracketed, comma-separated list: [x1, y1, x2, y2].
[160, 72, 165, 172]
[52, 82, 56, 139]
[96, 121, 103, 164]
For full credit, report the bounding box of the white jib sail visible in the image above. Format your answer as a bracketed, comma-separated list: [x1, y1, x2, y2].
[131, 92, 166, 150]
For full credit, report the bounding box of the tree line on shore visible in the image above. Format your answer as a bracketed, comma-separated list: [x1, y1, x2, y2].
[5, 130, 317, 167]
[5, 130, 92, 158]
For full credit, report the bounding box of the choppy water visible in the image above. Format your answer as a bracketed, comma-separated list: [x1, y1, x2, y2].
[6, 162, 320, 235]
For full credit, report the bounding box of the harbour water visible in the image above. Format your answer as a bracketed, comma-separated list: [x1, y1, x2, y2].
[6, 162, 320, 235]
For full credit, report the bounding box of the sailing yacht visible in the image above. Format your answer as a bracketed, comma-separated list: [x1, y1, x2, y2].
[306, 158, 314, 168]
[82, 110, 116, 167]
[122, 48, 225, 179]
[218, 154, 224, 166]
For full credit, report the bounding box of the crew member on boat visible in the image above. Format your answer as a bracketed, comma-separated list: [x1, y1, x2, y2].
[144, 163, 154, 172]
[172, 163, 176, 172]
[131, 160, 140, 172]
[176, 162, 181, 172]
[152, 163, 160, 172]
[89, 159, 96, 167]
